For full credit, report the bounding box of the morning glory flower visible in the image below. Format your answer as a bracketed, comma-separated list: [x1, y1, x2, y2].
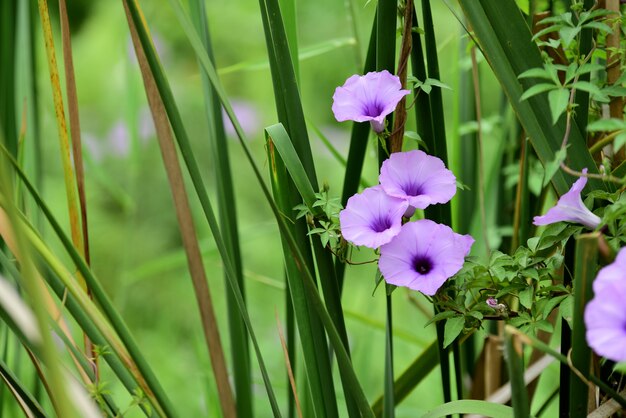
[592, 247, 626, 295]
[533, 168, 601, 229]
[585, 278, 626, 362]
[339, 186, 408, 249]
[378, 219, 474, 296]
[379, 150, 457, 212]
[332, 70, 410, 133]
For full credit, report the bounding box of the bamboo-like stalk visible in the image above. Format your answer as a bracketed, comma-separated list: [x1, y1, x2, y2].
[504, 331, 529, 418]
[569, 233, 598, 416]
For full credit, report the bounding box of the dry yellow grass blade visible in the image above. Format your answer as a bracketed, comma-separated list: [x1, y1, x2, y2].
[36, 0, 85, 273]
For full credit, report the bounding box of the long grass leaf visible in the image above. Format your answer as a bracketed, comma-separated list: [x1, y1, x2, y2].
[144, 2, 373, 415]
[58, 0, 90, 267]
[125, 7, 236, 417]
[187, 0, 252, 415]
[265, 124, 358, 416]
[376, 2, 397, 416]
[0, 0, 17, 156]
[0, 357, 48, 418]
[36, 0, 84, 269]
[123, 1, 282, 414]
[417, 1, 455, 408]
[0, 150, 77, 418]
[267, 139, 339, 418]
[1, 145, 171, 417]
[257, 0, 361, 414]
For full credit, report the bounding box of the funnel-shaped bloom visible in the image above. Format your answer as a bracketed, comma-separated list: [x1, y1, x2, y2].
[339, 186, 408, 249]
[592, 247, 626, 295]
[379, 220, 474, 296]
[379, 150, 457, 210]
[585, 278, 626, 362]
[533, 169, 600, 229]
[332, 71, 410, 133]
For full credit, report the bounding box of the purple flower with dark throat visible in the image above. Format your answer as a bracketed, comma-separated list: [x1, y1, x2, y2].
[339, 186, 408, 249]
[585, 278, 626, 362]
[379, 150, 457, 211]
[533, 168, 600, 229]
[379, 220, 474, 296]
[332, 71, 410, 133]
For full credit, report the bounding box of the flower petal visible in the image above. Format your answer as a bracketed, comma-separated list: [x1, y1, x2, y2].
[379, 220, 473, 295]
[339, 186, 408, 249]
[533, 168, 601, 229]
[332, 71, 410, 132]
[379, 150, 457, 210]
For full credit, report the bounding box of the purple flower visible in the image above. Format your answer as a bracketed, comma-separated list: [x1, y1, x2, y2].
[585, 279, 626, 362]
[339, 186, 408, 249]
[533, 168, 600, 229]
[332, 70, 410, 133]
[379, 220, 474, 296]
[379, 150, 457, 211]
[592, 247, 626, 295]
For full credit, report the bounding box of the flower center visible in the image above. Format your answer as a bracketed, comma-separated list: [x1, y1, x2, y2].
[363, 101, 384, 118]
[413, 257, 433, 275]
[403, 182, 423, 197]
[370, 216, 392, 233]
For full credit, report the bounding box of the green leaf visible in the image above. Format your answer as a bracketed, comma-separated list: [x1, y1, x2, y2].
[519, 83, 556, 101]
[542, 146, 568, 187]
[615, 132, 626, 153]
[586, 118, 626, 131]
[542, 295, 568, 319]
[583, 21, 612, 34]
[533, 320, 554, 333]
[548, 88, 569, 125]
[458, 0, 603, 196]
[559, 26, 580, 48]
[443, 316, 464, 348]
[265, 124, 318, 212]
[425, 77, 452, 90]
[518, 67, 553, 80]
[424, 310, 457, 327]
[420, 400, 518, 418]
[560, 295, 574, 328]
[519, 286, 534, 309]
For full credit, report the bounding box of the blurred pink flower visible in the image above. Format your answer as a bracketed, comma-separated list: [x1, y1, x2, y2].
[222, 100, 260, 138]
[108, 121, 130, 157]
